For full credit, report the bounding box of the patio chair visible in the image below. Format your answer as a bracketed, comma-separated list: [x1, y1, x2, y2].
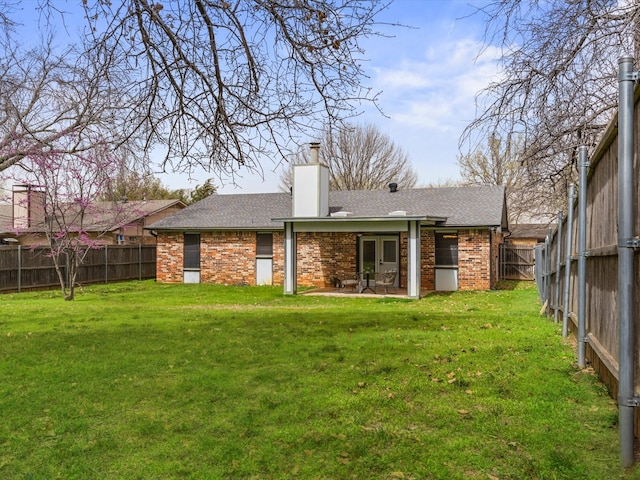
[337, 272, 360, 292]
[375, 270, 397, 294]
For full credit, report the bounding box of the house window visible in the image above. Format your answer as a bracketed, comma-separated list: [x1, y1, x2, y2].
[382, 239, 397, 263]
[184, 233, 201, 269]
[256, 232, 273, 257]
[256, 232, 274, 285]
[435, 232, 458, 267]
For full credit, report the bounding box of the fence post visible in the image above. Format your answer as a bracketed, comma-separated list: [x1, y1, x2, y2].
[562, 184, 575, 337]
[534, 244, 545, 304]
[577, 146, 588, 368]
[139, 244, 142, 281]
[618, 54, 637, 467]
[545, 227, 552, 315]
[17, 244, 21, 293]
[105, 245, 108, 284]
[554, 211, 563, 323]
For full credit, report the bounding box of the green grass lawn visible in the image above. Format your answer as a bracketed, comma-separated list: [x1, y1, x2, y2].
[0, 281, 635, 479]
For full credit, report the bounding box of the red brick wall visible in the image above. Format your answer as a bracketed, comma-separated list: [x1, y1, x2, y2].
[156, 232, 184, 283]
[200, 231, 255, 284]
[272, 231, 285, 286]
[296, 232, 358, 287]
[156, 228, 500, 290]
[401, 230, 496, 291]
[421, 230, 436, 290]
[457, 229, 491, 291]
[156, 230, 285, 285]
[400, 230, 436, 290]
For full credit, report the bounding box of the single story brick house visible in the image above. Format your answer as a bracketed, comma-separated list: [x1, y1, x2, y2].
[148, 154, 509, 298]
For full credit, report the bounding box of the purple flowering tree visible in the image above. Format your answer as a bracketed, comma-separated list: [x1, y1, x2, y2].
[6, 131, 125, 300]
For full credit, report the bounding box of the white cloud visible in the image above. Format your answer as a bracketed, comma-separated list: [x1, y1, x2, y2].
[372, 37, 501, 127]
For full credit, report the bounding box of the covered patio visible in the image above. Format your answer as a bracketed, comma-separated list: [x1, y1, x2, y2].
[276, 216, 445, 299]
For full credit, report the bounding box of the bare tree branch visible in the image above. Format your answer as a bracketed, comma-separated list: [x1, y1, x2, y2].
[81, 0, 389, 180]
[462, 1, 640, 216]
[279, 123, 417, 191]
[0, 1, 391, 183]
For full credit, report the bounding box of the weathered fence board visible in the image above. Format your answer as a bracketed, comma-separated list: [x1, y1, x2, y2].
[0, 245, 156, 292]
[499, 244, 535, 280]
[537, 83, 640, 439]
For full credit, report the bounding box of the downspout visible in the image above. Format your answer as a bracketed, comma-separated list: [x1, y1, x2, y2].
[577, 146, 588, 369]
[283, 221, 296, 295]
[562, 184, 575, 337]
[489, 228, 494, 289]
[617, 55, 637, 468]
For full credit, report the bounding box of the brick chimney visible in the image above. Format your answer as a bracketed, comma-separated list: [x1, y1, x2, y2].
[12, 184, 46, 229]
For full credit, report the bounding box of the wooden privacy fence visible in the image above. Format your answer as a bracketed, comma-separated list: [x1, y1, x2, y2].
[535, 58, 640, 466]
[0, 245, 156, 292]
[499, 244, 535, 280]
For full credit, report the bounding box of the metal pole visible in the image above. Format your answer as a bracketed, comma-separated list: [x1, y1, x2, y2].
[562, 184, 575, 337]
[283, 222, 296, 294]
[577, 146, 588, 368]
[545, 227, 552, 315]
[618, 55, 636, 468]
[534, 244, 544, 303]
[554, 211, 563, 323]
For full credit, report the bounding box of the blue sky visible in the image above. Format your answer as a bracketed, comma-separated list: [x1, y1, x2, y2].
[190, 0, 501, 194]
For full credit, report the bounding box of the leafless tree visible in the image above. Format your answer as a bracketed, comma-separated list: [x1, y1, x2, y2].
[0, 1, 389, 182]
[279, 123, 417, 191]
[85, 0, 388, 180]
[459, 134, 519, 187]
[462, 1, 640, 214]
[459, 134, 550, 223]
[0, 29, 138, 174]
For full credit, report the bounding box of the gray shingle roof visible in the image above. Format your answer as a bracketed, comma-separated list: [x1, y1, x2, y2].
[147, 185, 507, 231]
[509, 223, 554, 241]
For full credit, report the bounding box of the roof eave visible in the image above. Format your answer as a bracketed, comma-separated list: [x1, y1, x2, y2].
[145, 225, 285, 232]
[272, 215, 446, 224]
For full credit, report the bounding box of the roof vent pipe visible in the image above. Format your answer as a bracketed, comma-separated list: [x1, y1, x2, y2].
[310, 142, 320, 164]
[389, 182, 398, 193]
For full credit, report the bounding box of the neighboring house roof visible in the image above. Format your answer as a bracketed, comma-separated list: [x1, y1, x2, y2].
[5, 199, 186, 234]
[509, 223, 554, 242]
[79, 200, 187, 232]
[147, 185, 508, 231]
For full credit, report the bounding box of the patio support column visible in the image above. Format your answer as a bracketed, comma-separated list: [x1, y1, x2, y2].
[283, 222, 297, 295]
[407, 220, 421, 298]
